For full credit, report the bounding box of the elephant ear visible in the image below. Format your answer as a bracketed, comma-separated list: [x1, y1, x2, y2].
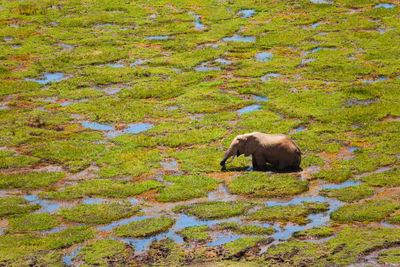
[242, 134, 258, 156]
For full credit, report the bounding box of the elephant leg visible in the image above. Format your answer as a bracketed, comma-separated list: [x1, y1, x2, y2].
[252, 152, 266, 171]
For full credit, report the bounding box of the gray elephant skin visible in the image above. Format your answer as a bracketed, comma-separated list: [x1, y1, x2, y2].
[220, 132, 301, 171]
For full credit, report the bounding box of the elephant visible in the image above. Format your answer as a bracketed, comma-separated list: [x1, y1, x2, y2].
[220, 132, 301, 171]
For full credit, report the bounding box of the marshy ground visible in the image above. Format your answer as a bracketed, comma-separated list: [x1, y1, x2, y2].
[0, 0, 399, 266]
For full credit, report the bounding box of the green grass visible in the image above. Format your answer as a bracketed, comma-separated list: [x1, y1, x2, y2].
[331, 200, 400, 223]
[0, 172, 64, 189]
[75, 239, 135, 266]
[58, 202, 140, 224]
[293, 227, 334, 239]
[39, 179, 163, 199]
[174, 201, 253, 220]
[225, 237, 269, 256]
[228, 172, 308, 197]
[0, 197, 40, 218]
[156, 174, 220, 202]
[361, 166, 400, 187]
[0, 155, 40, 169]
[312, 168, 353, 183]
[320, 185, 375, 202]
[378, 248, 400, 265]
[113, 217, 175, 238]
[178, 225, 211, 242]
[0, 226, 95, 266]
[247, 202, 329, 224]
[7, 213, 60, 233]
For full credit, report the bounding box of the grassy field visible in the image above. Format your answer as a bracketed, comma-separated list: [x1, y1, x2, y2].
[0, 0, 399, 265]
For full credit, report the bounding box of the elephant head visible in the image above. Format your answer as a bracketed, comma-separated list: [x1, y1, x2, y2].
[220, 134, 258, 167]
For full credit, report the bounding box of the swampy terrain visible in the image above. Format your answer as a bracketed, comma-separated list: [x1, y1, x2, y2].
[0, 0, 399, 266]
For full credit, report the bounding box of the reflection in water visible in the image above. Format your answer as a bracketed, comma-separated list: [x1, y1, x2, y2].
[237, 104, 261, 115]
[238, 9, 255, 18]
[25, 72, 69, 84]
[223, 34, 255, 42]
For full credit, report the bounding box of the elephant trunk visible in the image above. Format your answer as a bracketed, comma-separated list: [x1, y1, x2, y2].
[220, 146, 237, 166]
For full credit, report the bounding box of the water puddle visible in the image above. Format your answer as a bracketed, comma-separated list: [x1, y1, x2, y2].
[59, 98, 88, 107]
[238, 9, 255, 18]
[356, 166, 393, 178]
[194, 63, 221, 72]
[255, 52, 273, 62]
[345, 99, 376, 106]
[215, 58, 232, 65]
[311, 22, 321, 28]
[146, 36, 171, 40]
[310, 0, 333, 4]
[362, 77, 387, 83]
[40, 226, 67, 234]
[208, 184, 238, 202]
[23, 194, 68, 213]
[223, 34, 255, 42]
[301, 58, 315, 64]
[237, 104, 262, 115]
[375, 3, 394, 8]
[57, 43, 74, 50]
[50, 21, 58, 26]
[109, 63, 124, 68]
[189, 12, 205, 30]
[321, 180, 361, 190]
[167, 106, 179, 110]
[25, 72, 70, 84]
[82, 121, 153, 137]
[4, 37, 13, 41]
[63, 245, 82, 266]
[82, 198, 107, 204]
[82, 121, 114, 131]
[12, 45, 21, 49]
[261, 73, 280, 82]
[130, 59, 147, 67]
[100, 84, 125, 95]
[253, 96, 268, 102]
[160, 161, 178, 172]
[264, 196, 343, 242]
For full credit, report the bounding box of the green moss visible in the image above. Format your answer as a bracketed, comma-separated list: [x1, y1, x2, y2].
[75, 239, 134, 266]
[58, 202, 140, 224]
[293, 227, 334, 239]
[178, 226, 210, 242]
[7, 213, 60, 233]
[0, 155, 40, 169]
[0, 172, 64, 189]
[300, 153, 325, 168]
[320, 185, 375, 202]
[235, 225, 275, 235]
[175, 201, 253, 220]
[331, 200, 399, 223]
[247, 202, 329, 224]
[25, 139, 105, 163]
[312, 168, 353, 183]
[39, 179, 163, 199]
[378, 248, 400, 265]
[225, 237, 269, 256]
[97, 148, 162, 177]
[0, 226, 95, 266]
[361, 167, 400, 187]
[113, 217, 175, 238]
[156, 174, 220, 202]
[326, 227, 400, 265]
[0, 197, 40, 218]
[228, 173, 308, 197]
